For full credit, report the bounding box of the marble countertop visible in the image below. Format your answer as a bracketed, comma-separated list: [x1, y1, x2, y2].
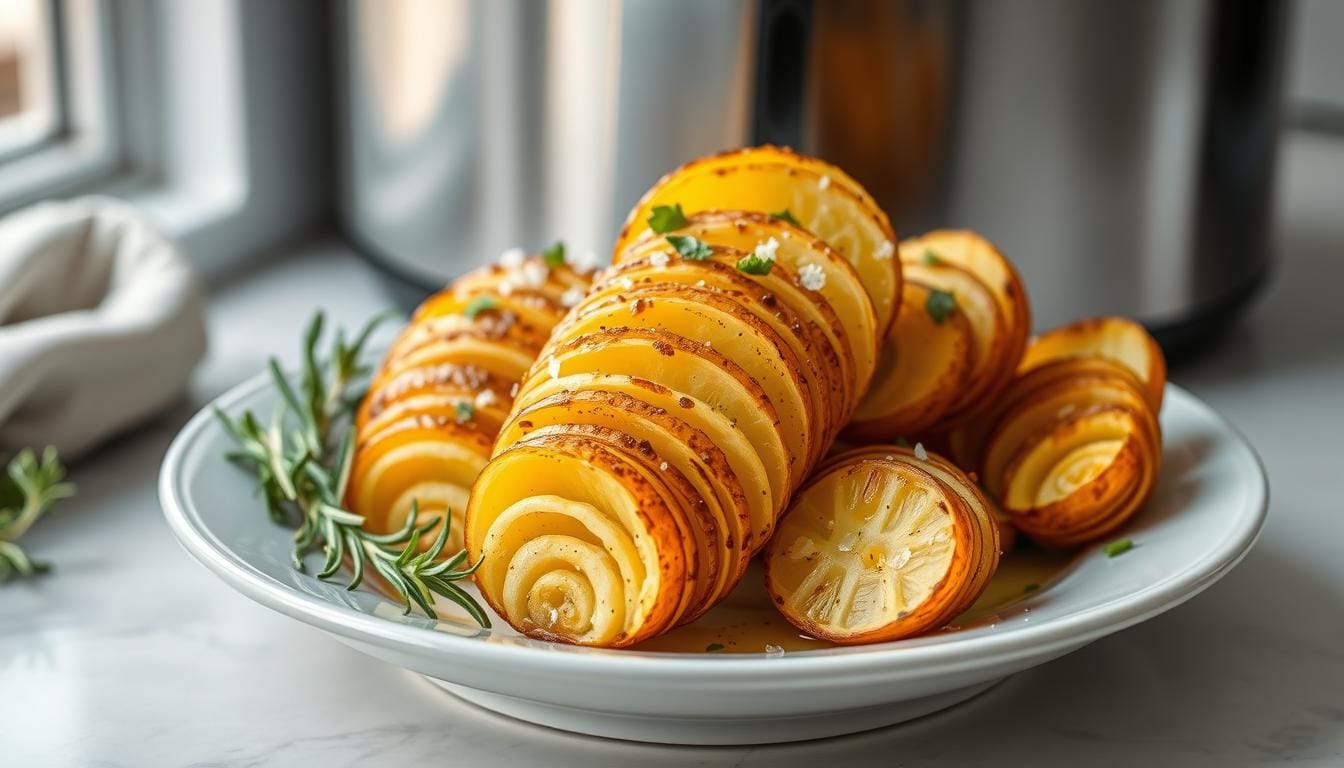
[3, 133, 1342, 767]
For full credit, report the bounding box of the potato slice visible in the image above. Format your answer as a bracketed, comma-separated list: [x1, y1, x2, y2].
[587, 263, 846, 466]
[900, 260, 1007, 423]
[976, 360, 1161, 548]
[516, 373, 774, 557]
[616, 152, 901, 335]
[516, 329, 792, 520]
[358, 363, 510, 433]
[625, 211, 880, 397]
[451, 261, 592, 306]
[501, 390, 752, 609]
[467, 434, 687, 646]
[765, 454, 997, 643]
[596, 248, 852, 415]
[346, 414, 494, 553]
[553, 287, 815, 485]
[1019, 316, 1167, 412]
[1001, 407, 1158, 547]
[511, 423, 718, 627]
[386, 309, 554, 365]
[847, 281, 974, 441]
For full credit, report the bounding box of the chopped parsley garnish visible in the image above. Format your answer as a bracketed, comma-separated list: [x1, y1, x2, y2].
[925, 288, 957, 324]
[1103, 539, 1134, 558]
[922, 249, 942, 265]
[769, 209, 800, 226]
[666, 234, 713, 261]
[463, 295, 499, 319]
[542, 241, 566, 268]
[647, 203, 689, 233]
[1023, 583, 1040, 593]
[454, 401, 474, 423]
[705, 643, 725, 652]
[736, 252, 774, 276]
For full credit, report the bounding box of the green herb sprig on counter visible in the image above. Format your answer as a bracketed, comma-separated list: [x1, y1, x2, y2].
[0, 448, 76, 582]
[769, 209, 800, 226]
[214, 311, 490, 626]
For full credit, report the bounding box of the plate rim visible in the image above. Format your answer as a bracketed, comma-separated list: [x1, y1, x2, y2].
[161, 371, 1268, 684]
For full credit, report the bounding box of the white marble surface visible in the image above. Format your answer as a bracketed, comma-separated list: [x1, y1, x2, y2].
[2, 132, 1342, 766]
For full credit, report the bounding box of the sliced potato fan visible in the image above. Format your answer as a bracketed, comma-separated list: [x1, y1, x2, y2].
[466, 147, 905, 646]
[952, 320, 1166, 549]
[346, 254, 594, 552]
[765, 447, 999, 644]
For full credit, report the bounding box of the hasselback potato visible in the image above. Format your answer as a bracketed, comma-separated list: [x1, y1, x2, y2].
[346, 252, 595, 554]
[954, 317, 1165, 548]
[467, 149, 898, 646]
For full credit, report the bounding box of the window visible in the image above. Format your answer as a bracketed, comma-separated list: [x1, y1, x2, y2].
[0, 0, 122, 214]
[0, 0, 59, 163]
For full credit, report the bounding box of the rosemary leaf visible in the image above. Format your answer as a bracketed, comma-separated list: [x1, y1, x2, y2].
[217, 311, 490, 626]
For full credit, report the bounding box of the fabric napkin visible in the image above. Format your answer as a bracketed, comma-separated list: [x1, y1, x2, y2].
[0, 196, 206, 459]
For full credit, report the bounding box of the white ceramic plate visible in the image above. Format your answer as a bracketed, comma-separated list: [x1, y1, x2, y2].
[161, 374, 1266, 745]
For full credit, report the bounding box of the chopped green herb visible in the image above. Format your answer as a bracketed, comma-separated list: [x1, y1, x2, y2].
[925, 288, 956, 324]
[647, 203, 689, 233]
[665, 234, 713, 261]
[455, 401, 474, 423]
[463, 295, 499, 319]
[769, 209, 800, 226]
[736, 252, 774, 276]
[893, 437, 912, 448]
[1023, 583, 1040, 593]
[705, 643, 725, 652]
[1103, 539, 1134, 558]
[922, 249, 942, 265]
[542, 241, 566, 268]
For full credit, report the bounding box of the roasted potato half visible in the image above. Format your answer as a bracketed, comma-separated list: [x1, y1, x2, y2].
[765, 447, 999, 643]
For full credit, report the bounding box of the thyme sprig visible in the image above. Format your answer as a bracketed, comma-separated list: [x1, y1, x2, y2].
[214, 311, 490, 626]
[0, 447, 76, 582]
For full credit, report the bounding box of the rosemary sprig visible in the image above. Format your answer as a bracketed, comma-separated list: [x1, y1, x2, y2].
[215, 311, 490, 626]
[0, 447, 76, 582]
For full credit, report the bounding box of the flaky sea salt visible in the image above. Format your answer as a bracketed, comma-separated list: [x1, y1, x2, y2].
[560, 285, 585, 308]
[569, 249, 600, 274]
[498, 247, 527, 268]
[473, 389, 498, 409]
[875, 240, 895, 260]
[914, 442, 929, 461]
[799, 263, 826, 291]
[619, 277, 635, 291]
[754, 237, 780, 263]
[649, 251, 670, 268]
[519, 261, 548, 287]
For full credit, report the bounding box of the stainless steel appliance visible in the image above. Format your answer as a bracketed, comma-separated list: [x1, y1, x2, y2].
[338, 0, 1289, 353]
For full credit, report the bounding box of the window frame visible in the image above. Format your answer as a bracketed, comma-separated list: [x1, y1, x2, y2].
[0, 0, 335, 280]
[0, 0, 122, 210]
